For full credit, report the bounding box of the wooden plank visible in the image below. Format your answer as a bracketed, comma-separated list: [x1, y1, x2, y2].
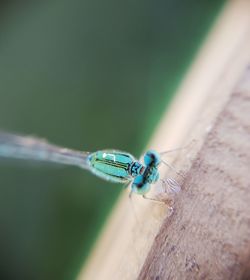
[78, 1, 250, 279]
[139, 67, 250, 280]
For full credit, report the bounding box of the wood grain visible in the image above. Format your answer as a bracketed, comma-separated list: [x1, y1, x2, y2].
[139, 67, 250, 280]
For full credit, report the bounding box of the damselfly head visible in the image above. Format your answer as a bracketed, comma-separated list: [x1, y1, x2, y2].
[131, 150, 161, 195]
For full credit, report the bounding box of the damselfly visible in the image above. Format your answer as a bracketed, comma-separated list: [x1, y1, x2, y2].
[0, 132, 182, 200]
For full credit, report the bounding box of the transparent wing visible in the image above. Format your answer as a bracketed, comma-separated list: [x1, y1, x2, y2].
[159, 178, 181, 194]
[164, 178, 181, 194]
[0, 131, 90, 170]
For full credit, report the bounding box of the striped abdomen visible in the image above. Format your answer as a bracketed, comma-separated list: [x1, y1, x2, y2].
[87, 150, 138, 183]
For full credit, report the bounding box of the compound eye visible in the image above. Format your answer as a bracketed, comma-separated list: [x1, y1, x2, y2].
[131, 176, 150, 195]
[144, 150, 160, 166]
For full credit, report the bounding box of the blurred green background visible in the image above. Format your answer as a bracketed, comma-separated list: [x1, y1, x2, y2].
[0, 1, 224, 279]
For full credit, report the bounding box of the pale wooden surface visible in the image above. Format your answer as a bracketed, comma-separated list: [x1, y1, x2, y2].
[139, 67, 250, 280]
[78, 1, 250, 279]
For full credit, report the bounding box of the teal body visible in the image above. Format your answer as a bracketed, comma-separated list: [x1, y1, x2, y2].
[87, 149, 161, 195]
[0, 132, 176, 196]
[87, 150, 135, 183]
